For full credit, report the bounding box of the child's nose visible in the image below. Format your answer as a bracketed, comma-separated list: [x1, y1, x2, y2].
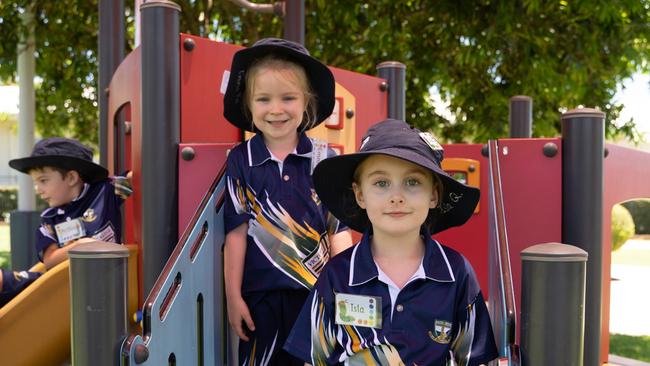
[389, 192, 405, 204]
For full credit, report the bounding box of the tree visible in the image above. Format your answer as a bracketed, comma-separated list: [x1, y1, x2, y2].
[0, 1, 105, 146]
[2, 0, 649, 146]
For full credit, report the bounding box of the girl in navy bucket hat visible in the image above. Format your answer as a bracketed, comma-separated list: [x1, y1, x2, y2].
[222, 38, 352, 365]
[285, 119, 498, 365]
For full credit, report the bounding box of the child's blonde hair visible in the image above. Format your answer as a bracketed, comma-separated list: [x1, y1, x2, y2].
[243, 55, 318, 132]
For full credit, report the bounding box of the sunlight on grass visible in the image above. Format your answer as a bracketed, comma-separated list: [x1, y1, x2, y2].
[611, 239, 650, 266]
[610, 334, 650, 362]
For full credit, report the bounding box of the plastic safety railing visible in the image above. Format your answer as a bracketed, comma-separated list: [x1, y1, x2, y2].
[486, 140, 521, 365]
[121, 166, 227, 365]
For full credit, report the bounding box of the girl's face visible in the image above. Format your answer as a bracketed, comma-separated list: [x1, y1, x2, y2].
[352, 155, 439, 238]
[248, 67, 307, 145]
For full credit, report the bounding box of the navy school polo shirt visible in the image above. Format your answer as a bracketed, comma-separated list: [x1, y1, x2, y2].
[284, 231, 499, 366]
[224, 133, 347, 295]
[36, 178, 127, 260]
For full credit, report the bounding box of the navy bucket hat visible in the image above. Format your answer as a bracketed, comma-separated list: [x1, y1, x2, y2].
[313, 119, 480, 234]
[223, 37, 335, 132]
[9, 137, 108, 183]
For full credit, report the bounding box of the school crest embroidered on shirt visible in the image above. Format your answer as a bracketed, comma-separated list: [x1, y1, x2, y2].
[429, 319, 452, 344]
[82, 208, 97, 222]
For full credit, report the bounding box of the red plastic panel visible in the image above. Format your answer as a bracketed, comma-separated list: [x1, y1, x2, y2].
[497, 137, 562, 343]
[329, 66, 387, 147]
[180, 34, 243, 143]
[601, 143, 650, 361]
[178, 143, 233, 235]
[435, 144, 490, 296]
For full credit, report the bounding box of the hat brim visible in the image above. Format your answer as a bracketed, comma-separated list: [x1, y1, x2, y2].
[313, 150, 480, 234]
[9, 155, 109, 183]
[223, 44, 335, 132]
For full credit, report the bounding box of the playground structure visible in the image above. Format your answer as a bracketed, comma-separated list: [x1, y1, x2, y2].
[2, 1, 650, 365]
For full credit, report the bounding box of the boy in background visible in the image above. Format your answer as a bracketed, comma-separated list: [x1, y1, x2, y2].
[0, 137, 131, 306]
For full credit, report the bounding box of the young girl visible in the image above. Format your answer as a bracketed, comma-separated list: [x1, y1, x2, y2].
[284, 119, 498, 365]
[223, 38, 352, 365]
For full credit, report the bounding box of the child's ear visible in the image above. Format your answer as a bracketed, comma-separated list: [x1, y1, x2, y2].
[65, 170, 82, 186]
[352, 182, 366, 209]
[429, 186, 439, 209]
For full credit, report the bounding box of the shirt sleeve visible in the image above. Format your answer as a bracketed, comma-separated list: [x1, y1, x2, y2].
[451, 257, 499, 366]
[284, 270, 340, 364]
[326, 211, 348, 235]
[224, 146, 252, 234]
[110, 174, 133, 201]
[34, 217, 57, 261]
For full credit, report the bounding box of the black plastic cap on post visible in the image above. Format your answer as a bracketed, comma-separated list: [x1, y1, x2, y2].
[377, 61, 406, 121]
[521, 243, 588, 366]
[509, 96, 532, 138]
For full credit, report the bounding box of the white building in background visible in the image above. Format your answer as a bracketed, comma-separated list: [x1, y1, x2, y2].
[0, 85, 20, 188]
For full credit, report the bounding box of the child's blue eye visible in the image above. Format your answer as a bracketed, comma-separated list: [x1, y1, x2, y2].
[373, 180, 389, 188]
[405, 178, 420, 187]
[283, 96, 297, 101]
[255, 97, 269, 103]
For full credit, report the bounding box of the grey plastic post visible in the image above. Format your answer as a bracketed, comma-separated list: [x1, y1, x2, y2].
[69, 242, 129, 365]
[509, 96, 532, 138]
[98, 0, 125, 168]
[140, 0, 181, 295]
[561, 108, 604, 366]
[283, 0, 304, 45]
[377, 61, 406, 121]
[521, 243, 587, 366]
[9, 210, 40, 270]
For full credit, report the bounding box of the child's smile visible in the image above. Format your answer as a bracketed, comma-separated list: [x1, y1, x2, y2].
[249, 68, 306, 144]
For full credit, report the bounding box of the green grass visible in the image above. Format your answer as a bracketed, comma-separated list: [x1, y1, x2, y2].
[0, 222, 9, 269]
[610, 333, 650, 362]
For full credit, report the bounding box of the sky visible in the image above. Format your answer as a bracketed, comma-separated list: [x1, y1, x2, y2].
[1, 74, 650, 138]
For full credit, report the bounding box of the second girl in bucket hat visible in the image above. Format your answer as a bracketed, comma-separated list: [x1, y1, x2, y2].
[222, 38, 352, 365]
[284, 119, 498, 365]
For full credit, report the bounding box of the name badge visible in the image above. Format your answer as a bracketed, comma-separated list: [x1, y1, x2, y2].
[335, 293, 382, 329]
[54, 218, 86, 244]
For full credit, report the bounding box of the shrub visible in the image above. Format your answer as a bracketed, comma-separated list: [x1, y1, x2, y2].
[0, 189, 18, 222]
[611, 204, 635, 251]
[622, 199, 650, 235]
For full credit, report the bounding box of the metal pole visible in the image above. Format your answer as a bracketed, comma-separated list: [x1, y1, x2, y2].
[98, 0, 125, 168]
[376, 61, 406, 121]
[140, 0, 181, 295]
[11, 6, 40, 271]
[509, 95, 532, 138]
[561, 108, 605, 366]
[8, 211, 39, 270]
[16, 7, 35, 211]
[521, 243, 587, 366]
[283, 0, 304, 45]
[69, 242, 129, 365]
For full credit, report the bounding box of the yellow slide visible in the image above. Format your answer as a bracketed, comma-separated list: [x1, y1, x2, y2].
[0, 244, 139, 366]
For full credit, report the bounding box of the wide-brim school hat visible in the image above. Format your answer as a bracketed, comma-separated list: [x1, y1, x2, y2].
[9, 137, 108, 183]
[223, 37, 335, 132]
[313, 119, 480, 234]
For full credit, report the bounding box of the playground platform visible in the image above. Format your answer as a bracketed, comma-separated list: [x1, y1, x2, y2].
[608, 355, 650, 366]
